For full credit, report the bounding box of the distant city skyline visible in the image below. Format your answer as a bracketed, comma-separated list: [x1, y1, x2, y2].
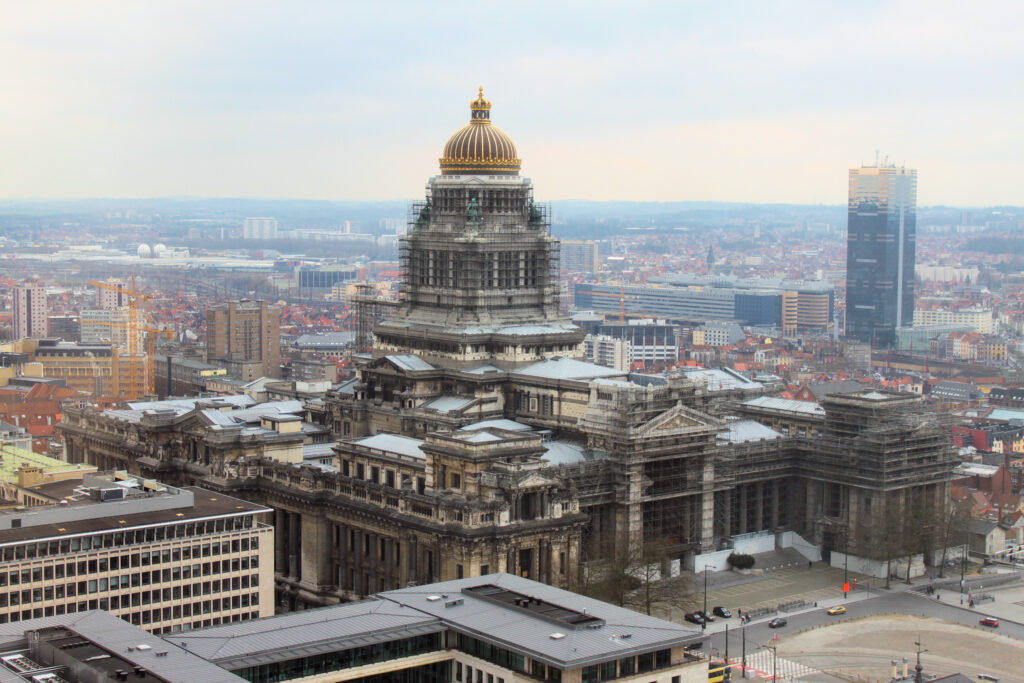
[2, 1, 1022, 205]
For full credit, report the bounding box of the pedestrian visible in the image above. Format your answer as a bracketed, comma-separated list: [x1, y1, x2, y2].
[808, 560, 813, 570]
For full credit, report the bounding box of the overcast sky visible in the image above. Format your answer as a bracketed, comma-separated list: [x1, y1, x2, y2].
[2, 1, 1021, 205]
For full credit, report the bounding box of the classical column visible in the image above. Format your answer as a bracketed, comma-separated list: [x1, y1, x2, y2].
[288, 512, 301, 580]
[754, 483, 764, 532]
[384, 537, 395, 591]
[274, 509, 287, 575]
[738, 485, 748, 534]
[770, 481, 781, 529]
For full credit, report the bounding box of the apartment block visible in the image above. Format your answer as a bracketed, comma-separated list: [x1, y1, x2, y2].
[205, 300, 281, 381]
[13, 285, 47, 340]
[0, 472, 273, 634]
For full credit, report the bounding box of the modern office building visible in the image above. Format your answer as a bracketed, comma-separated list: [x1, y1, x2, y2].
[0, 471, 273, 632]
[46, 315, 80, 342]
[0, 573, 706, 683]
[243, 217, 278, 240]
[913, 306, 994, 334]
[205, 300, 281, 381]
[845, 163, 917, 347]
[576, 276, 834, 333]
[560, 240, 600, 274]
[13, 285, 47, 341]
[296, 263, 359, 292]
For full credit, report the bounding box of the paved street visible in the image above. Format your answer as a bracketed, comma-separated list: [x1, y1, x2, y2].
[678, 563, 1024, 681]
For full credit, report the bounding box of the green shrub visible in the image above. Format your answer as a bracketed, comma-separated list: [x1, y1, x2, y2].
[727, 553, 755, 569]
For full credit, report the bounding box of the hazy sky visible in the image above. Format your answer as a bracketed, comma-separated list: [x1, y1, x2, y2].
[2, 1, 1022, 205]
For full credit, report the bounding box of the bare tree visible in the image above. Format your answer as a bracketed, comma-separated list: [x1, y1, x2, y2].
[866, 495, 905, 589]
[937, 496, 973, 578]
[577, 538, 695, 616]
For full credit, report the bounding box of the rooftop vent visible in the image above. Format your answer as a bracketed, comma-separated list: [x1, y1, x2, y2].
[550, 633, 566, 640]
[444, 598, 464, 608]
[426, 595, 442, 602]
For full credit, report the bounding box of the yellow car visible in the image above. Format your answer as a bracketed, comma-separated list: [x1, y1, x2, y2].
[826, 605, 847, 615]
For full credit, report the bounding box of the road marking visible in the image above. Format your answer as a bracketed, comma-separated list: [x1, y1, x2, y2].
[733, 651, 818, 680]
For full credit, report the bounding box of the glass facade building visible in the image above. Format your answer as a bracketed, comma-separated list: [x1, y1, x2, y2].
[845, 164, 917, 347]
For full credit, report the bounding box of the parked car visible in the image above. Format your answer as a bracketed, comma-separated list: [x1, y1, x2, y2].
[977, 674, 999, 681]
[699, 611, 715, 622]
[826, 605, 847, 615]
[713, 606, 732, 618]
[979, 617, 1000, 627]
[768, 617, 787, 628]
[684, 612, 706, 625]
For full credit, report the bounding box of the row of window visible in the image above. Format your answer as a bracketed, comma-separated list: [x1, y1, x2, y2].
[1, 555, 259, 587]
[0, 519, 260, 562]
[231, 632, 442, 683]
[0, 599, 260, 626]
[580, 649, 672, 682]
[456, 662, 504, 683]
[0, 574, 259, 607]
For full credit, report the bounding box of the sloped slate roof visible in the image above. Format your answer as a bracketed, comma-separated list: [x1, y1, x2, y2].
[172, 599, 442, 669]
[352, 433, 425, 459]
[513, 357, 625, 380]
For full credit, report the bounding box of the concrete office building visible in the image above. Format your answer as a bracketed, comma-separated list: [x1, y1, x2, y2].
[845, 163, 917, 347]
[206, 300, 281, 381]
[31, 339, 146, 398]
[13, 285, 47, 341]
[0, 471, 273, 633]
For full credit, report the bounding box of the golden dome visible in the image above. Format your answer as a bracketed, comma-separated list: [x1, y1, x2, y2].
[439, 87, 521, 175]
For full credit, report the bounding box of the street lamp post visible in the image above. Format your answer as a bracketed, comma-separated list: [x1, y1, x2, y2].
[960, 542, 967, 605]
[702, 568, 708, 632]
[724, 624, 728, 660]
[843, 539, 849, 599]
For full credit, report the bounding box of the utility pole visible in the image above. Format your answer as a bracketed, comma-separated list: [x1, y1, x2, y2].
[741, 623, 746, 679]
[724, 624, 728, 660]
[765, 642, 778, 682]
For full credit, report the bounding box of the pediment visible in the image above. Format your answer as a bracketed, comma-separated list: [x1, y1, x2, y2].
[637, 403, 718, 435]
[515, 470, 559, 489]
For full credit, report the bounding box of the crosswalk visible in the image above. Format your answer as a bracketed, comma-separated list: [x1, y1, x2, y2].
[731, 650, 818, 680]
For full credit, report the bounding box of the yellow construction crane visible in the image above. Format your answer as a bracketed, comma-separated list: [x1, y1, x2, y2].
[85, 278, 170, 399]
[79, 318, 173, 398]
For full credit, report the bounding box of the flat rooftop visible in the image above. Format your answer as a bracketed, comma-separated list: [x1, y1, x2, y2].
[0, 610, 245, 683]
[0, 487, 268, 546]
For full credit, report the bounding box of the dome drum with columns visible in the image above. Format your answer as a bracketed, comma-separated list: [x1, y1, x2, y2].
[372, 88, 584, 369]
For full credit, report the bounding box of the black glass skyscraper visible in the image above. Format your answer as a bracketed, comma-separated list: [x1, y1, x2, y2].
[845, 163, 917, 347]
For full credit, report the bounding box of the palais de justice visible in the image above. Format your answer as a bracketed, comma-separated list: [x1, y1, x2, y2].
[58, 91, 957, 610]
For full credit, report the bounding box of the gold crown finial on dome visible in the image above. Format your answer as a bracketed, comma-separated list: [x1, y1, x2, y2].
[470, 86, 491, 119]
